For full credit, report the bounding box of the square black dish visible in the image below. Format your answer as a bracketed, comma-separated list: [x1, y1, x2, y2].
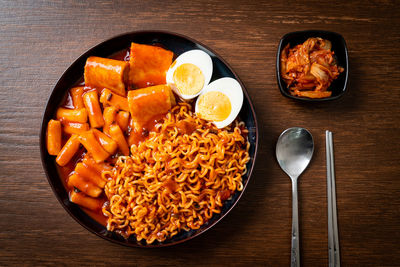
[276, 30, 349, 102]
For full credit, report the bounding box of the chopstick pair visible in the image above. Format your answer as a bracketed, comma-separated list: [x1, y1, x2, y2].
[326, 131, 340, 267]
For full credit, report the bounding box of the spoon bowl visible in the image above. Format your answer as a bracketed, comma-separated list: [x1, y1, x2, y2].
[276, 127, 314, 178]
[276, 127, 314, 267]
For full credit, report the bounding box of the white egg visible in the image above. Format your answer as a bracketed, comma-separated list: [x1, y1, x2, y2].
[166, 50, 213, 100]
[195, 77, 244, 129]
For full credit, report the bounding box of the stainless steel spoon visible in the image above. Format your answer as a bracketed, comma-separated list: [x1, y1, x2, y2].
[276, 127, 314, 267]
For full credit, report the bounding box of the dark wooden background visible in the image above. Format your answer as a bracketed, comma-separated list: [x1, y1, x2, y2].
[1, 0, 399, 266]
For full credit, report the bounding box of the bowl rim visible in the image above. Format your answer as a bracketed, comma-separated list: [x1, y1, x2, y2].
[276, 30, 349, 102]
[39, 30, 259, 248]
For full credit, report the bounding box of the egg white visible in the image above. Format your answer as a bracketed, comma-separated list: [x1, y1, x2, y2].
[195, 77, 244, 129]
[166, 50, 213, 100]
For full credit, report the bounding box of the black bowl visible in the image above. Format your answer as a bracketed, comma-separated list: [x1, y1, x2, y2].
[276, 30, 349, 102]
[39, 31, 259, 247]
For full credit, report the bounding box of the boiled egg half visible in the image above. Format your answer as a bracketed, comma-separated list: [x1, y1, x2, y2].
[195, 77, 243, 129]
[166, 50, 213, 100]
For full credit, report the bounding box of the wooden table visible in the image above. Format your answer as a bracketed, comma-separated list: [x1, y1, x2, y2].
[1, 1, 399, 266]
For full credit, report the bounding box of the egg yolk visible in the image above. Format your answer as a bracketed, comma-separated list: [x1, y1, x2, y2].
[197, 91, 231, 122]
[173, 63, 205, 96]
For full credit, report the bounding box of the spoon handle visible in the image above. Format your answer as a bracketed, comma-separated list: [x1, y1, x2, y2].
[291, 178, 300, 267]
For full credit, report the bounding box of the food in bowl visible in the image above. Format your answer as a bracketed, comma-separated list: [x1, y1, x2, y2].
[195, 77, 243, 129]
[45, 42, 250, 244]
[280, 37, 344, 99]
[166, 49, 213, 100]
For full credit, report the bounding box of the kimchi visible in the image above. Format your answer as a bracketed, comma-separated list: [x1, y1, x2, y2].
[280, 37, 344, 98]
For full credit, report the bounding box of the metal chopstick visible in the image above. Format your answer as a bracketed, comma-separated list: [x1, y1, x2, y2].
[326, 131, 340, 267]
[329, 132, 340, 267]
[326, 131, 334, 267]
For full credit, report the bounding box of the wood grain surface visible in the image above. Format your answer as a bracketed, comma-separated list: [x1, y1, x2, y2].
[1, 0, 399, 266]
